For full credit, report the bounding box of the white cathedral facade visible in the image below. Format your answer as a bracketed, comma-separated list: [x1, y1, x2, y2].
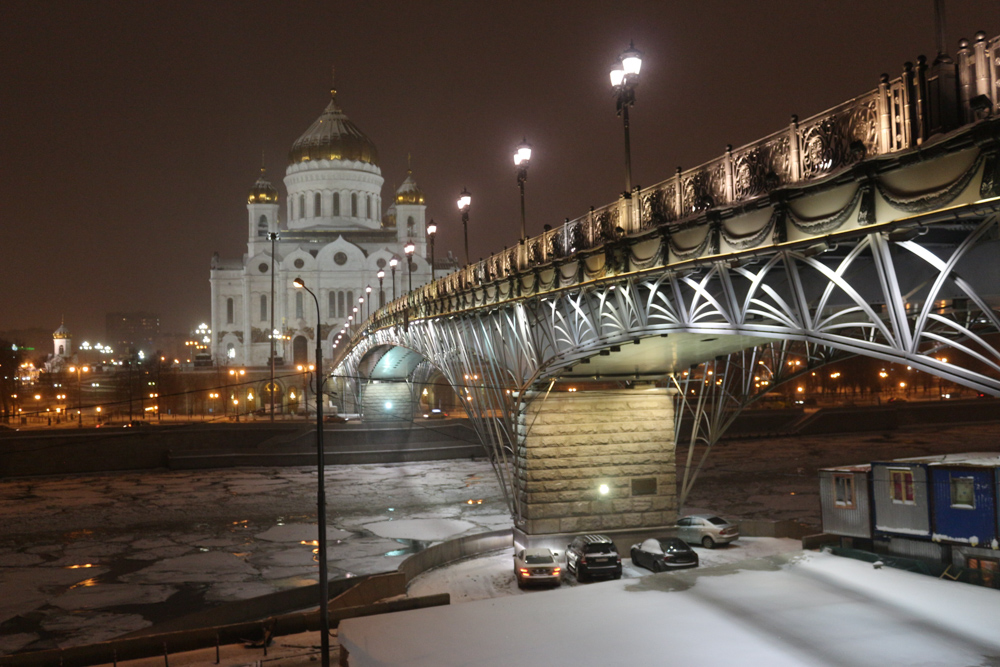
[210, 88, 437, 368]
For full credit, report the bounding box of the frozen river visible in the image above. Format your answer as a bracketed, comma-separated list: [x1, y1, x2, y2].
[0, 461, 508, 654]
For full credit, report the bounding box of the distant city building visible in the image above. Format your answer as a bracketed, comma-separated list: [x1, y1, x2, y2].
[210, 85, 448, 367]
[106, 312, 160, 355]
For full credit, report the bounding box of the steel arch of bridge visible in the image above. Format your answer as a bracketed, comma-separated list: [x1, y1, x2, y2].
[336, 204, 1000, 517]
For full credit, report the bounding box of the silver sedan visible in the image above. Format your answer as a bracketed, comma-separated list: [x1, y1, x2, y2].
[514, 547, 562, 587]
[676, 514, 740, 548]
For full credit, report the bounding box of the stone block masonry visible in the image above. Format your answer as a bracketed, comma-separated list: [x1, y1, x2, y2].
[516, 387, 676, 535]
[361, 380, 413, 422]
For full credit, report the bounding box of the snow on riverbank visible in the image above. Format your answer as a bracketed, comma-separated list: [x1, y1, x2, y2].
[345, 550, 1000, 667]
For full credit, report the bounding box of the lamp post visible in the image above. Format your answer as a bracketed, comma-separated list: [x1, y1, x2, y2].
[426, 220, 437, 281]
[292, 276, 330, 667]
[364, 286, 372, 320]
[610, 41, 642, 197]
[376, 270, 385, 308]
[389, 257, 398, 301]
[457, 188, 471, 265]
[268, 231, 279, 422]
[404, 240, 416, 293]
[514, 140, 531, 242]
[69, 365, 89, 427]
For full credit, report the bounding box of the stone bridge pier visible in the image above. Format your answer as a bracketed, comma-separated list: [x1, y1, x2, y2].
[514, 386, 677, 548]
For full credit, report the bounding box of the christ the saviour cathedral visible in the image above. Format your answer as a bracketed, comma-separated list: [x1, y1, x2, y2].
[210, 87, 441, 369]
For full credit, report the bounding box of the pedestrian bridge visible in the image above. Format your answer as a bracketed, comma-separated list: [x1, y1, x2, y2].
[331, 33, 1000, 542]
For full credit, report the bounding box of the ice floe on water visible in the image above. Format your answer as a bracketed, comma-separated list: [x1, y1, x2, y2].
[362, 518, 475, 541]
[255, 523, 352, 542]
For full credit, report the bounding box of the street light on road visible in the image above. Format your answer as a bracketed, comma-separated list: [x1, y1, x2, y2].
[457, 188, 471, 265]
[292, 276, 331, 667]
[69, 365, 89, 427]
[514, 140, 531, 242]
[610, 42, 642, 197]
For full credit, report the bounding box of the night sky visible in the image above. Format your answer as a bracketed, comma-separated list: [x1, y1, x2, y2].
[3, 1, 998, 339]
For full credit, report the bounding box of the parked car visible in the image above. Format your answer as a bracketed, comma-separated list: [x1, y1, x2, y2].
[565, 534, 622, 582]
[513, 547, 561, 588]
[422, 408, 448, 419]
[676, 514, 740, 548]
[630, 537, 699, 572]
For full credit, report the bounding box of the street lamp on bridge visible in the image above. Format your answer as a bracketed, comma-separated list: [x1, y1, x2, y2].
[376, 270, 385, 308]
[404, 239, 416, 293]
[514, 140, 532, 242]
[292, 276, 331, 667]
[426, 220, 437, 280]
[389, 257, 399, 301]
[365, 286, 372, 320]
[610, 41, 642, 197]
[457, 188, 471, 265]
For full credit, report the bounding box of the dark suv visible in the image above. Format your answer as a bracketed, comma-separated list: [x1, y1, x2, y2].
[566, 534, 622, 582]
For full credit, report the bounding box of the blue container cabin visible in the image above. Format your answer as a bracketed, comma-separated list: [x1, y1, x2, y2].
[926, 453, 1000, 550]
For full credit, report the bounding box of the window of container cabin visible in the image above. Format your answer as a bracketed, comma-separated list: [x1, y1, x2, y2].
[889, 469, 915, 505]
[950, 475, 975, 509]
[834, 474, 855, 508]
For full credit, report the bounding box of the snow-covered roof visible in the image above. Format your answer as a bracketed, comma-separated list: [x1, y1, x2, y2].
[886, 452, 1000, 468]
[819, 463, 871, 473]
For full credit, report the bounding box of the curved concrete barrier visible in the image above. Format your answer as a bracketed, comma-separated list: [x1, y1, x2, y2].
[398, 528, 513, 583]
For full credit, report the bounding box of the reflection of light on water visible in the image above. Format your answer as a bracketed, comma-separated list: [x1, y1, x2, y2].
[300, 540, 319, 547]
[65, 563, 95, 569]
[232, 552, 250, 558]
[65, 530, 94, 541]
[70, 578, 99, 589]
[466, 499, 483, 505]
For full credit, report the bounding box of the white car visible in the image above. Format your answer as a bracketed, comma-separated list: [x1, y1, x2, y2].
[676, 514, 740, 548]
[513, 547, 562, 588]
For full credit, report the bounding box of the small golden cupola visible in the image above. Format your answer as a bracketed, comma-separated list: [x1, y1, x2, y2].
[248, 167, 279, 204]
[395, 169, 425, 205]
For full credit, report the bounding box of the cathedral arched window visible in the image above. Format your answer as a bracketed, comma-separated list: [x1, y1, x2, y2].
[347, 290, 354, 314]
[351, 193, 358, 217]
[226, 298, 234, 324]
[407, 216, 415, 234]
[314, 193, 322, 217]
[299, 195, 305, 219]
[258, 215, 268, 237]
[58, 344, 64, 355]
[337, 291, 345, 319]
[226, 343, 236, 359]
[328, 291, 336, 318]
[260, 294, 267, 321]
[295, 292, 304, 319]
[367, 195, 372, 219]
[333, 192, 340, 216]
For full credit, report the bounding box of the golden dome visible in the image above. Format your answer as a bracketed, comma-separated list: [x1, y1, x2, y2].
[248, 168, 279, 204]
[395, 170, 424, 205]
[53, 323, 71, 339]
[288, 95, 379, 166]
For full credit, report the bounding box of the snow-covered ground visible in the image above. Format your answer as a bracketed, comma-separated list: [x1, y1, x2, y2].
[346, 550, 1000, 667]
